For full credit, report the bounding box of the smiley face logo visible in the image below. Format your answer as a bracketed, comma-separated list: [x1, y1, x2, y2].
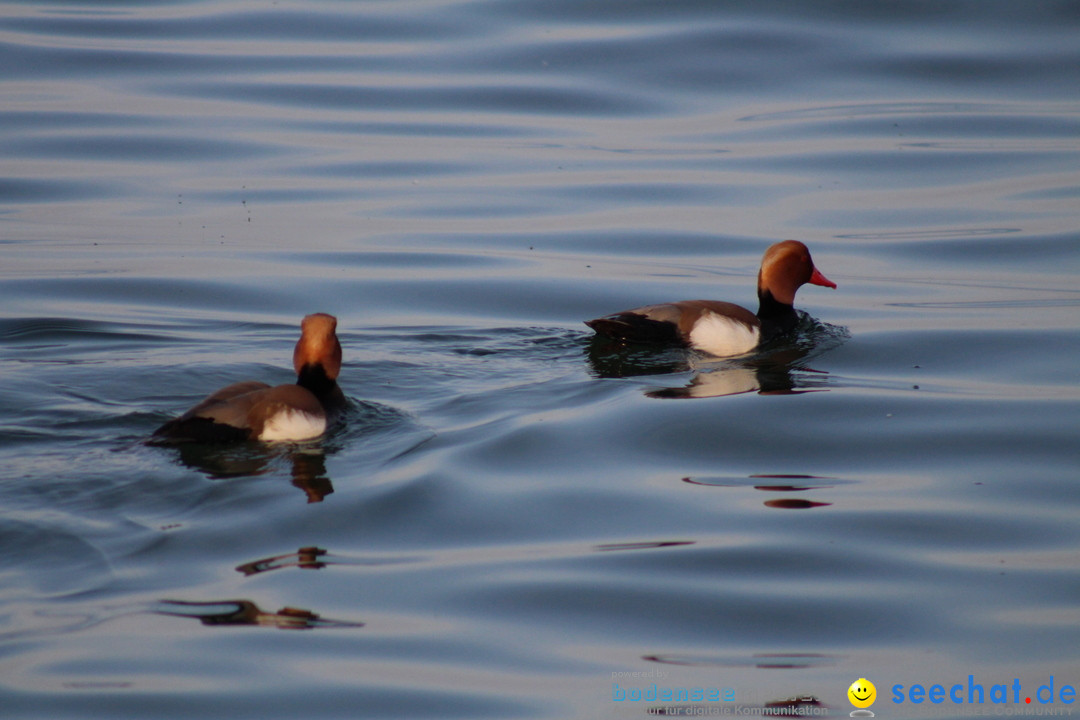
[848, 678, 876, 709]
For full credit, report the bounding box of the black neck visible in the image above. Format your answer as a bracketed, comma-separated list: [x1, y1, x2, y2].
[296, 363, 337, 400]
[757, 290, 800, 342]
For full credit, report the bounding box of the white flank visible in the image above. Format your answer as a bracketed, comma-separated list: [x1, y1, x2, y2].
[259, 409, 326, 442]
[688, 312, 760, 357]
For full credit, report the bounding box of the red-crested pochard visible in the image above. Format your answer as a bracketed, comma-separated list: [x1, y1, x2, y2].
[586, 240, 835, 357]
[152, 313, 347, 443]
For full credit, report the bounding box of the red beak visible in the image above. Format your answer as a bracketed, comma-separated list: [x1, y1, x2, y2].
[809, 267, 836, 289]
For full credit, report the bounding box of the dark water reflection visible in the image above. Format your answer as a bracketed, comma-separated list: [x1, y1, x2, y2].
[2, 0, 1079, 718]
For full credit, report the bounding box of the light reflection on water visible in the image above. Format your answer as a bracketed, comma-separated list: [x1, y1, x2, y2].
[1, 1, 1079, 718]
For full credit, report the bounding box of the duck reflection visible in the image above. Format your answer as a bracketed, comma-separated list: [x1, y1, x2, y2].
[683, 474, 835, 510]
[235, 546, 420, 576]
[588, 338, 828, 399]
[236, 546, 328, 576]
[167, 442, 334, 503]
[287, 450, 333, 502]
[763, 498, 832, 509]
[154, 599, 362, 630]
[585, 319, 846, 399]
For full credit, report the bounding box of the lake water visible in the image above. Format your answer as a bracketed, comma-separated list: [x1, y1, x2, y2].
[1, 1, 1079, 718]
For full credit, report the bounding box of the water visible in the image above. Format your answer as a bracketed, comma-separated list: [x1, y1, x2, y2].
[1, 1, 1079, 718]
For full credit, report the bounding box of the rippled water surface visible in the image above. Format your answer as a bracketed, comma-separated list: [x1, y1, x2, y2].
[2, 1, 1079, 718]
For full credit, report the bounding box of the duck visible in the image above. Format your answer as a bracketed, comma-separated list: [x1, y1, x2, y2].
[586, 240, 835, 357]
[152, 313, 347, 443]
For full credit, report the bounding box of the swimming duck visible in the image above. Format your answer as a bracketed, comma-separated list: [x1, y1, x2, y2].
[152, 313, 346, 443]
[586, 240, 835, 357]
